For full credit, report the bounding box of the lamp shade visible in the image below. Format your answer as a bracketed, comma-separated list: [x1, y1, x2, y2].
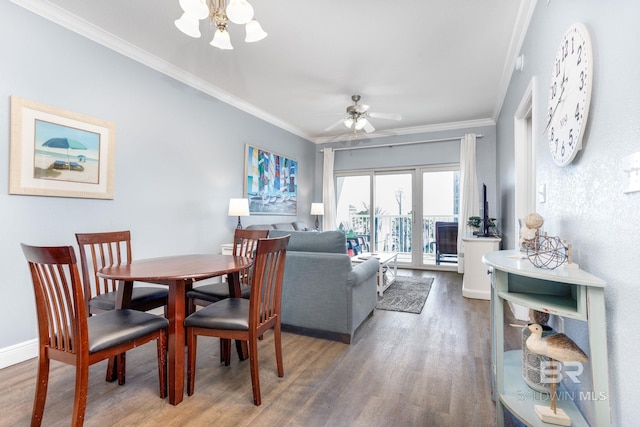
[229, 198, 250, 216]
[310, 203, 324, 215]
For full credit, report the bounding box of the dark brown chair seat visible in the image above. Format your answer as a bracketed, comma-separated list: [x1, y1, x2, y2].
[186, 282, 251, 304]
[88, 286, 168, 312]
[86, 310, 168, 353]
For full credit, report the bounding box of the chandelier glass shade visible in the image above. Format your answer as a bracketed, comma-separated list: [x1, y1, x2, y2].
[175, 0, 267, 50]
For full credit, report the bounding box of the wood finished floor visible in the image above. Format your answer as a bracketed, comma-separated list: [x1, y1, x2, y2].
[0, 271, 497, 427]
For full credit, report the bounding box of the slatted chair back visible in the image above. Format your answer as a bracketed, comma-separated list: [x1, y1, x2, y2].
[75, 231, 132, 311]
[248, 235, 289, 334]
[22, 244, 87, 358]
[233, 228, 269, 286]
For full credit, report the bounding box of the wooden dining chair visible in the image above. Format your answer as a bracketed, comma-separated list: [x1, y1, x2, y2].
[184, 235, 289, 406]
[187, 228, 268, 366]
[76, 231, 169, 383]
[187, 228, 269, 311]
[21, 243, 168, 427]
[75, 231, 168, 316]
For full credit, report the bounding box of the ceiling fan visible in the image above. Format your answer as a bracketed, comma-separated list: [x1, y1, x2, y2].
[324, 95, 402, 135]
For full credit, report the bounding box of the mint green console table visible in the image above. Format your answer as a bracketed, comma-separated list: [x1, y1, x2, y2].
[483, 250, 610, 427]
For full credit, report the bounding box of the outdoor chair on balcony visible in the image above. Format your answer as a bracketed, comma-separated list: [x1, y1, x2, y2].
[433, 221, 458, 265]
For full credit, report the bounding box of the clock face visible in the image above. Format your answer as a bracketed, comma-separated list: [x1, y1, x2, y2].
[546, 23, 593, 167]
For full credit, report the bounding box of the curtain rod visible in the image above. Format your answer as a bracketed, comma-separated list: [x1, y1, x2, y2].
[320, 134, 483, 152]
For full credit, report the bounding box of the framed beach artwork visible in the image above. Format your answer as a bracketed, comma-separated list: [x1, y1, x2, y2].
[244, 144, 297, 215]
[9, 96, 115, 199]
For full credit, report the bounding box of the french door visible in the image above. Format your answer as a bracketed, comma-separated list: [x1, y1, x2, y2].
[335, 164, 459, 269]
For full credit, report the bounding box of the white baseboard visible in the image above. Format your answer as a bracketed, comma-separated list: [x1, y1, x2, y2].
[0, 339, 38, 369]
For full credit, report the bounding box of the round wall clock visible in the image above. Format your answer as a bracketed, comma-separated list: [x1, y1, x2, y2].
[546, 23, 593, 167]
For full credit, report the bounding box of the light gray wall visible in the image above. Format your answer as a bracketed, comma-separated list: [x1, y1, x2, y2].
[496, 1, 640, 424]
[315, 125, 499, 222]
[0, 2, 315, 350]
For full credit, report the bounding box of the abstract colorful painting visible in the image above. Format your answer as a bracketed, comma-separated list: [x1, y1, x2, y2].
[244, 144, 297, 215]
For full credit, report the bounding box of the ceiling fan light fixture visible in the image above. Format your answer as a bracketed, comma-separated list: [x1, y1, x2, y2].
[245, 19, 267, 42]
[226, 0, 254, 25]
[175, 13, 202, 38]
[355, 117, 367, 130]
[179, 0, 209, 19]
[343, 117, 354, 128]
[210, 27, 234, 49]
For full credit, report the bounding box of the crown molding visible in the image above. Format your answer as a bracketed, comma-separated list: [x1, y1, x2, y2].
[312, 118, 495, 144]
[11, 0, 504, 146]
[492, 0, 538, 120]
[10, 0, 312, 142]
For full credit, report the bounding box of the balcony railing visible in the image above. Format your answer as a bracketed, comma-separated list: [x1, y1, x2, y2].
[343, 214, 458, 255]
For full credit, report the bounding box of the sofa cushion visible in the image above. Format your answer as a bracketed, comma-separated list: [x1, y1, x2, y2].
[246, 224, 275, 230]
[292, 221, 309, 231]
[273, 222, 296, 231]
[269, 230, 346, 254]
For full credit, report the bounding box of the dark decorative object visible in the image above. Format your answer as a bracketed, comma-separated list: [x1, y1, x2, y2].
[526, 233, 568, 270]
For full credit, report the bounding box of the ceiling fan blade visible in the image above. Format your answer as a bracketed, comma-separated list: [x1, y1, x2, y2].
[324, 118, 345, 132]
[369, 112, 402, 121]
[363, 120, 375, 133]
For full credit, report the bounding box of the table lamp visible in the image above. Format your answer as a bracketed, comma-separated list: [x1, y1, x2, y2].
[228, 198, 250, 228]
[310, 202, 324, 230]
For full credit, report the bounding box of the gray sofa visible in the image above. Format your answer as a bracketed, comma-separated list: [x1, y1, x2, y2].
[247, 221, 310, 231]
[268, 229, 379, 344]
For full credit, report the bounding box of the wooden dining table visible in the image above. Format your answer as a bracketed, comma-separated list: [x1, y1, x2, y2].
[97, 254, 253, 405]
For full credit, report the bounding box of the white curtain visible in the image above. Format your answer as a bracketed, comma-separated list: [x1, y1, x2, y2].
[458, 133, 480, 273]
[322, 148, 337, 230]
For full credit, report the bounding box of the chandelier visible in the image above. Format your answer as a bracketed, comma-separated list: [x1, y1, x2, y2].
[175, 0, 267, 50]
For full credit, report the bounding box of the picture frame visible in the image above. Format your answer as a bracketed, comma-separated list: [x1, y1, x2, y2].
[244, 144, 297, 215]
[9, 96, 115, 199]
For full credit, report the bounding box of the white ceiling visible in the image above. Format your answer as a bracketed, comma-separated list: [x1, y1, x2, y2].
[16, 0, 535, 143]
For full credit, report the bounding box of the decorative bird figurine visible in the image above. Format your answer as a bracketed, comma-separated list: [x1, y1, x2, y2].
[526, 323, 588, 363]
[525, 323, 589, 426]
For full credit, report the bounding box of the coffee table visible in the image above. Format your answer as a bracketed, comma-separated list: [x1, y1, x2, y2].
[351, 252, 398, 296]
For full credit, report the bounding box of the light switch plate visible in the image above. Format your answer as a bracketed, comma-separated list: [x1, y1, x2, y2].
[622, 152, 640, 193]
[537, 184, 546, 203]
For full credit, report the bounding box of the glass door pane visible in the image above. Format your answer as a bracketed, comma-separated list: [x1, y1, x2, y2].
[374, 172, 413, 263]
[421, 169, 459, 267]
[335, 174, 372, 250]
